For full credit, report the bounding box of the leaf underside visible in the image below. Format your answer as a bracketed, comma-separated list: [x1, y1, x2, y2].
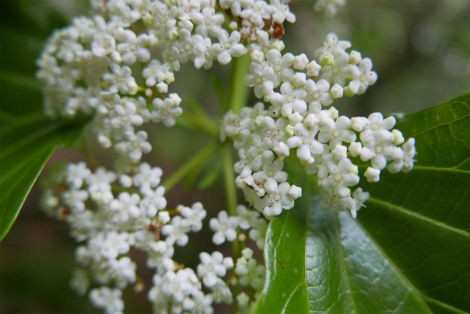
[254, 93, 470, 314]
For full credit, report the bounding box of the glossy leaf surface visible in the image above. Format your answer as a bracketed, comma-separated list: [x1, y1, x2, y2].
[359, 93, 470, 313]
[253, 94, 470, 313]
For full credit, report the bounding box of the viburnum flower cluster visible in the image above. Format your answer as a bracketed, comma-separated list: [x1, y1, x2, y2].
[222, 34, 415, 218]
[36, 0, 415, 313]
[42, 162, 266, 313]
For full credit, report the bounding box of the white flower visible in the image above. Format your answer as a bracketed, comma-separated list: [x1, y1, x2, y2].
[207, 277, 233, 304]
[66, 162, 91, 189]
[89, 231, 130, 260]
[142, 59, 174, 87]
[197, 251, 233, 287]
[402, 138, 416, 171]
[262, 181, 301, 217]
[92, 32, 116, 57]
[364, 167, 381, 182]
[237, 292, 250, 309]
[236, 205, 259, 230]
[110, 192, 141, 219]
[111, 101, 145, 127]
[133, 163, 163, 194]
[109, 256, 137, 288]
[249, 215, 268, 249]
[209, 211, 239, 245]
[115, 130, 152, 162]
[287, 121, 324, 165]
[235, 248, 265, 290]
[179, 202, 207, 232]
[210, 30, 247, 65]
[318, 115, 356, 144]
[149, 268, 209, 313]
[104, 64, 138, 95]
[161, 216, 190, 246]
[89, 287, 124, 314]
[140, 187, 167, 217]
[146, 240, 174, 269]
[63, 189, 88, 212]
[70, 268, 89, 296]
[86, 167, 116, 202]
[151, 93, 183, 127]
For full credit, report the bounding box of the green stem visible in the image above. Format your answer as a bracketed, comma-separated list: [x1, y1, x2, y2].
[222, 145, 237, 216]
[189, 114, 217, 137]
[223, 144, 242, 312]
[228, 54, 251, 113]
[162, 142, 218, 191]
[175, 114, 217, 137]
[224, 56, 251, 311]
[176, 98, 219, 137]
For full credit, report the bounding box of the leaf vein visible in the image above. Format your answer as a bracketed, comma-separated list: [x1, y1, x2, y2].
[280, 282, 304, 314]
[406, 113, 469, 136]
[368, 197, 469, 238]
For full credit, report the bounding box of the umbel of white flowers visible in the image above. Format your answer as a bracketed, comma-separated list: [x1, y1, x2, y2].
[37, 0, 415, 313]
[43, 161, 267, 314]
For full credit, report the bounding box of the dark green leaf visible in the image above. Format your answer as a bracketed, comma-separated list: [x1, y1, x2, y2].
[359, 93, 470, 312]
[254, 93, 470, 313]
[0, 114, 87, 240]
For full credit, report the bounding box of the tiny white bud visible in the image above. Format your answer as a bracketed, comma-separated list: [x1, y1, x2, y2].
[364, 167, 380, 182]
[330, 84, 344, 99]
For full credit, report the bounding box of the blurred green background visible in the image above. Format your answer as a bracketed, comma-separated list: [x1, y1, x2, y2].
[0, 0, 469, 313]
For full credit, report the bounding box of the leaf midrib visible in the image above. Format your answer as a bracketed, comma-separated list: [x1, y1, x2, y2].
[333, 214, 359, 314]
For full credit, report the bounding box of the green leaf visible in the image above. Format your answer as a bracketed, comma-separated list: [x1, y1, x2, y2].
[254, 188, 431, 313]
[253, 188, 309, 314]
[358, 93, 470, 313]
[253, 93, 470, 313]
[0, 114, 86, 241]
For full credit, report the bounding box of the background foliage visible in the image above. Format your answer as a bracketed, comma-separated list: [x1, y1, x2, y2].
[0, 0, 469, 313]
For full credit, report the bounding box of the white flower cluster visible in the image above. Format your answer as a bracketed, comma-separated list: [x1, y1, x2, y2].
[208, 205, 267, 309]
[42, 162, 262, 314]
[37, 0, 417, 312]
[222, 33, 416, 218]
[210, 205, 268, 249]
[37, 0, 296, 165]
[37, 1, 298, 312]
